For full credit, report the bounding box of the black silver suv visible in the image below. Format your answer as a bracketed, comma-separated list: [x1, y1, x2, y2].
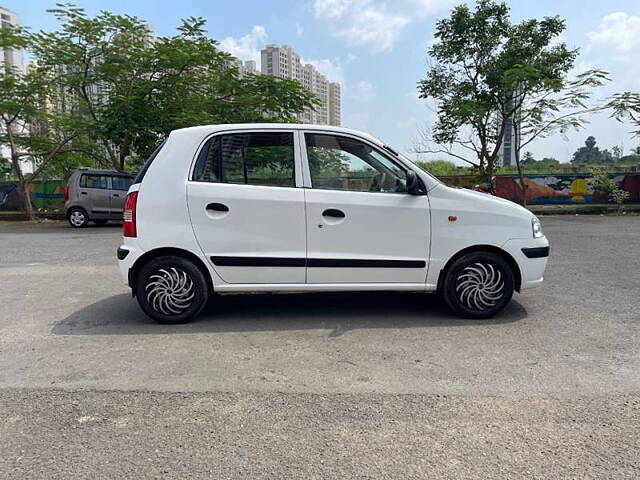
[64, 168, 134, 228]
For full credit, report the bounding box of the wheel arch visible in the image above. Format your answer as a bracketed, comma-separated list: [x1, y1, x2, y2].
[128, 247, 214, 296]
[66, 205, 88, 218]
[436, 245, 522, 293]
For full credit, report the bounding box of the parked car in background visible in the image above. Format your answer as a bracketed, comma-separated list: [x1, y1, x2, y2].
[117, 124, 549, 324]
[64, 168, 134, 228]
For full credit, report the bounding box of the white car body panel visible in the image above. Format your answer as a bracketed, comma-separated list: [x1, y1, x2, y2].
[118, 123, 548, 297]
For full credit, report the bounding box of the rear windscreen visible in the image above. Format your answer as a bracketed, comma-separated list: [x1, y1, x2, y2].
[133, 140, 167, 184]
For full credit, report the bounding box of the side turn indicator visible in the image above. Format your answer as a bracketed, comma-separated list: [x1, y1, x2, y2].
[448, 215, 458, 222]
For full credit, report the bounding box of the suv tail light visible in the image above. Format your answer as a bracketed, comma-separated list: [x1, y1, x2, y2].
[123, 191, 138, 237]
[64, 185, 69, 202]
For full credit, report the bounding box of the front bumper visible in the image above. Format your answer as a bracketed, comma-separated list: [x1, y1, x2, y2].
[502, 237, 550, 290]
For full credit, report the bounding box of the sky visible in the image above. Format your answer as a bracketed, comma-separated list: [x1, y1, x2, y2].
[6, 0, 640, 163]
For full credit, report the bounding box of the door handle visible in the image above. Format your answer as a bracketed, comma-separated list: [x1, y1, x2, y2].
[206, 202, 229, 213]
[80, 191, 87, 195]
[112, 194, 119, 198]
[322, 208, 345, 218]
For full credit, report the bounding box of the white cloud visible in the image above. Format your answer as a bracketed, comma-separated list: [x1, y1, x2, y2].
[346, 52, 357, 63]
[219, 26, 268, 64]
[302, 57, 345, 83]
[313, 0, 451, 51]
[296, 23, 304, 38]
[588, 12, 640, 53]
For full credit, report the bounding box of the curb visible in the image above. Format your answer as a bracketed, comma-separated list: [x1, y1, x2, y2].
[527, 204, 640, 215]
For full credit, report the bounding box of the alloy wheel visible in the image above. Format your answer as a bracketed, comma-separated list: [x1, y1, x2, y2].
[145, 267, 195, 316]
[455, 262, 505, 311]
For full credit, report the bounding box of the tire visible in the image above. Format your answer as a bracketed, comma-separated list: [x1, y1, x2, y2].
[67, 207, 89, 228]
[134, 255, 209, 324]
[442, 252, 514, 319]
[93, 219, 108, 226]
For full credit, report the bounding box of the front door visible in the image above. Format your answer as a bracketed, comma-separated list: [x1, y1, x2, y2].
[302, 132, 430, 284]
[187, 130, 306, 284]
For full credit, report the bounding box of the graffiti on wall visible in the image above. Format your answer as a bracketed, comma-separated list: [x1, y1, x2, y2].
[0, 181, 66, 211]
[495, 174, 640, 204]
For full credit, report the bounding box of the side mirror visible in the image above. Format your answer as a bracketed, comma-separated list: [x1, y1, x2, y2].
[406, 170, 423, 195]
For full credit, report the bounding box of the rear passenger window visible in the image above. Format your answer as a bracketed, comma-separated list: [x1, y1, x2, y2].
[80, 175, 109, 189]
[192, 132, 295, 188]
[111, 176, 134, 191]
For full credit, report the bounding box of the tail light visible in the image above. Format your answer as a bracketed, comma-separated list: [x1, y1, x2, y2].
[64, 185, 69, 202]
[123, 191, 138, 237]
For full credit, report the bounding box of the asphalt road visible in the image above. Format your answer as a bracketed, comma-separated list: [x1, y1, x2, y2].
[0, 216, 639, 478]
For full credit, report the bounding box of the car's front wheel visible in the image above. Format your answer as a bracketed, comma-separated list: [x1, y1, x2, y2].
[442, 252, 514, 319]
[134, 255, 209, 324]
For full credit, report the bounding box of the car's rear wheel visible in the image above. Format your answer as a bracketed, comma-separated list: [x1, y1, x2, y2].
[442, 252, 514, 319]
[134, 255, 209, 324]
[67, 207, 89, 228]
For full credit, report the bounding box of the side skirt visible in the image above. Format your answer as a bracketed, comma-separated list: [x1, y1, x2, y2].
[214, 283, 438, 294]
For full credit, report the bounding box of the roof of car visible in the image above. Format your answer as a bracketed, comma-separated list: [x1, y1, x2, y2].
[74, 168, 134, 176]
[172, 123, 385, 147]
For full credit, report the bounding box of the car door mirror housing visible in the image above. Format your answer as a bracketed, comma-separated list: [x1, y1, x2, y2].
[406, 170, 424, 195]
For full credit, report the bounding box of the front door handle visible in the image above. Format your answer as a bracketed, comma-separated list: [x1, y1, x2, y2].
[112, 194, 119, 198]
[206, 202, 229, 213]
[322, 208, 345, 218]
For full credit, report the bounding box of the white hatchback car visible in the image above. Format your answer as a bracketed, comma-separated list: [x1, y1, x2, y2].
[117, 124, 549, 324]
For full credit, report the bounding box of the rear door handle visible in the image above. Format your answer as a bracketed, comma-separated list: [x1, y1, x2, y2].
[80, 191, 87, 195]
[112, 194, 119, 198]
[322, 208, 345, 218]
[206, 203, 229, 212]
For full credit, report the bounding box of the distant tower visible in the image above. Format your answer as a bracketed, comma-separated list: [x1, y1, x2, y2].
[498, 92, 520, 167]
[0, 6, 25, 73]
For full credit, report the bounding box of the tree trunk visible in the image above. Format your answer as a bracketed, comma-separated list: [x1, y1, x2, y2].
[20, 177, 35, 221]
[10, 153, 35, 220]
[512, 117, 527, 206]
[515, 158, 527, 206]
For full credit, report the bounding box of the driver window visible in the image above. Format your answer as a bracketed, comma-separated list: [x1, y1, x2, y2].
[305, 133, 407, 193]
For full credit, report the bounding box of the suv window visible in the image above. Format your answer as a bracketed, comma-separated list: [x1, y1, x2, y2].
[111, 176, 134, 191]
[192, 132, 295, 188]
[80, 174, 109, 189]
[305, 133, 407, 193]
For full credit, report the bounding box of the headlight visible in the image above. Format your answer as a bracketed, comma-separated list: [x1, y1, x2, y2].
[532, 217, 543, 238]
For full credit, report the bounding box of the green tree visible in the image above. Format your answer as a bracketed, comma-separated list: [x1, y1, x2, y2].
[607, 91, 640, 137]
[0, 25, 83, 219]
[416, 0, 604, 199]
[522, 151, 536, 165]
[31, 4, 317, 171]
[572, 136, 608, 164]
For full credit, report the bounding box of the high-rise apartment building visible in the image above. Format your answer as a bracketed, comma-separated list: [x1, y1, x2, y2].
[228, 58, 257, 77]
[0, 6, 25, 73]
[261, 44, 341, 126]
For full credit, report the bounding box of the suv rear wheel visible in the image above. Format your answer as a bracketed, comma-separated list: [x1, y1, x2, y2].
[67, 207, 89, 228]
[442, 252, 514, 319]
[134, 255, 209, 324]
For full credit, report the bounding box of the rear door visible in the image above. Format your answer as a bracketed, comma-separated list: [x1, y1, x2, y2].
[187, 130, 306, 284]
[301, 132, 431, 284]
[79, 174, 111, 217]
[109, 175, 133, 218]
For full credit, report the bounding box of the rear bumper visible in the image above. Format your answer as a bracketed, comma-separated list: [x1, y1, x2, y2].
[117, 239, 144, 287]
